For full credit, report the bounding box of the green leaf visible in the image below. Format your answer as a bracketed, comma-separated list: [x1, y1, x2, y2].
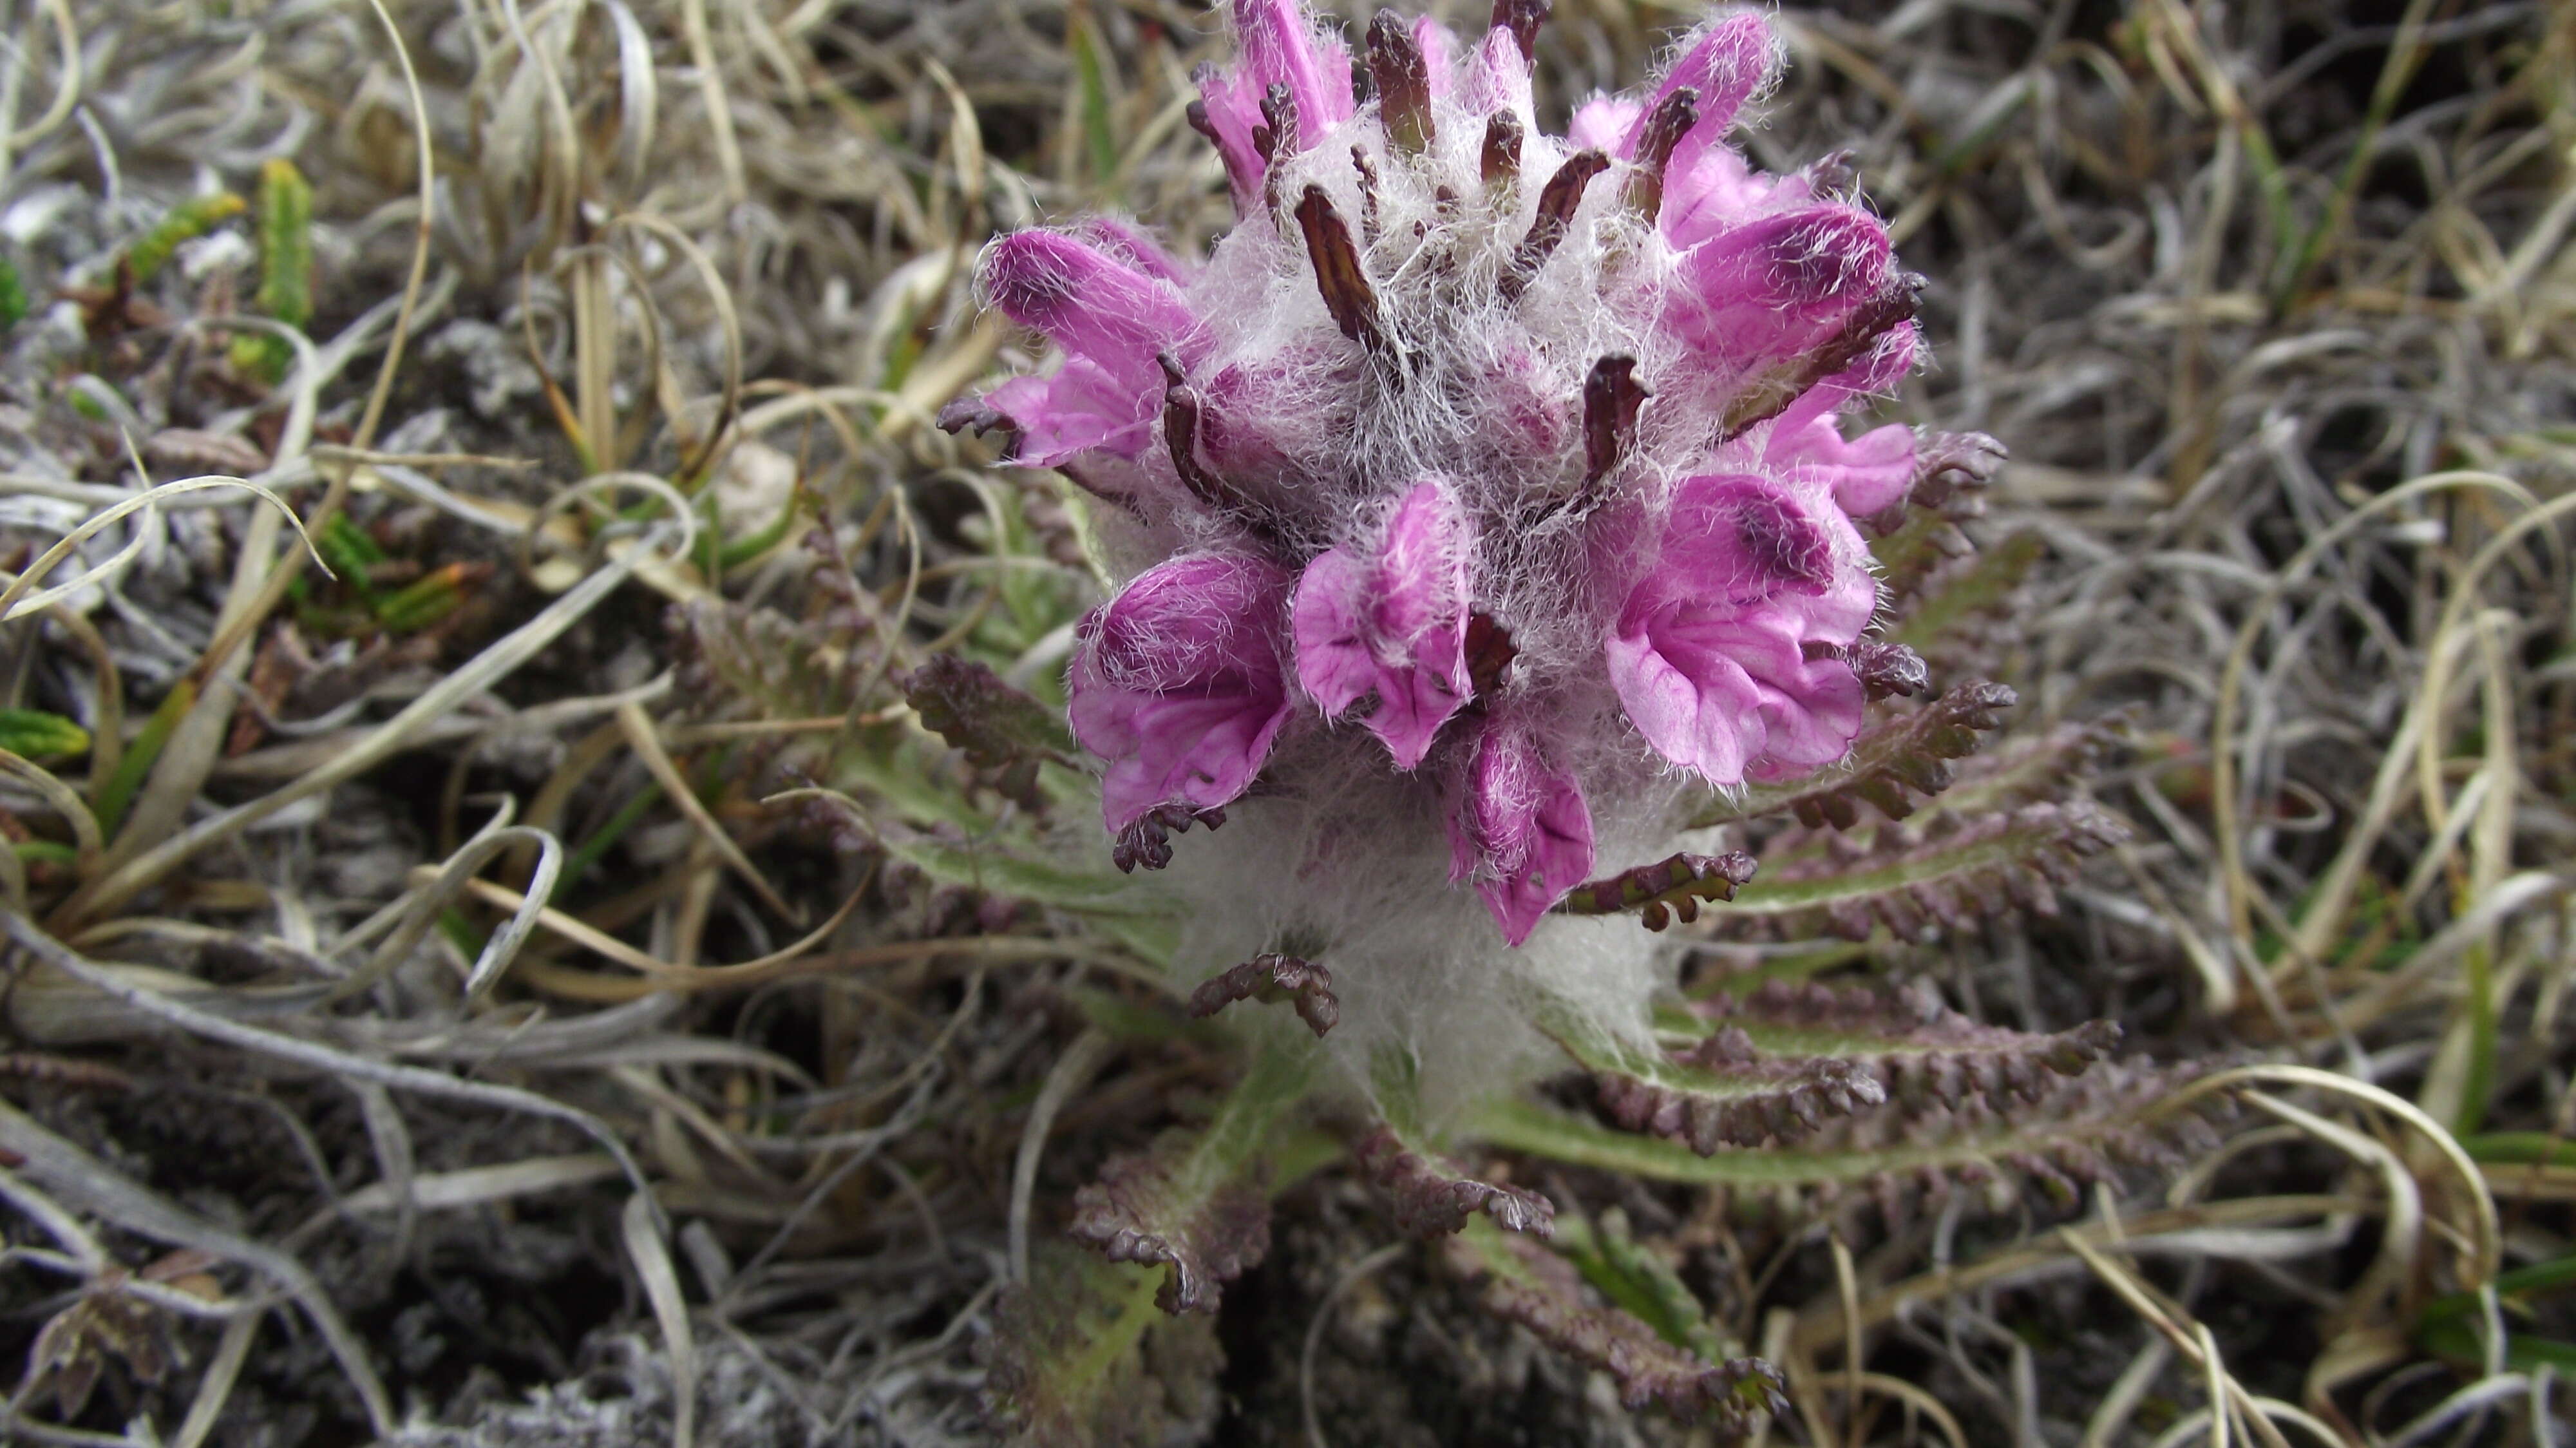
[982, 1246, 1222, 1448]
[1551, 1205, 1727, 1362]
[0, 709, 91, 761]
[1886, 530, 2043, 653]
[122, 193, 247, 284]
[231, 158, 314, 383]
[1352, 1121, 1553, 1237]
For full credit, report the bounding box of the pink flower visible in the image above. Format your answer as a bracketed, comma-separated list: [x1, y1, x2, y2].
[947, 0, 1991, 947]
[978, 231, 1200, 466]
[1607, 475, 1875, 786]
[1291, 481, 1475, 770]
[1068, 553, 1295, 837]
[1669, 205, 1893, 370]
[1193, 0, 1358, 207]
[1448, 718, 1596, 946]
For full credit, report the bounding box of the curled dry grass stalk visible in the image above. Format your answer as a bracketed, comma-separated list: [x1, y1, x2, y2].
[0, 0, 2561, 1443]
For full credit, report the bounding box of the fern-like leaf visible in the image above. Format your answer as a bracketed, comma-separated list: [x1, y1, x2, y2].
[902, 654, 1072, 812]
[1557, 850, 1758, 929]
[981, 1244, 1222, 1448]
[1069, 1143, 1271, 1314]
[1188, 955, 1339, 1039]
[1063, 1036, 1317, 1313]
[1712, 801, 2131, 941]
[1443, 1219, 1788, 1431]
[1354, 1123, 1554, 1237]
[1688, 978, 2123, 1111]
[1477, 1058, 2233, 1226]
[1560, 1025, 1888, 1155]
[1696, 681, 2017, 829]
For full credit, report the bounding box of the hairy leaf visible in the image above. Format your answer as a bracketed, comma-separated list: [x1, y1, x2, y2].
[981, 1244, 1223, 1448]
[902, 653, 1073, 812]
[1188, 954, 1338, 1038]
[1571, 1024, 1888, 1154]
[1443, 1219, 1788, 1430]
[1557, 850, 1757, 929]
[1695, 681, 2016, 829]
[1687, 978, 2123, 1111]
[1354, 1123, 1553, 1237]
[1712, 801, 2132, 941]
[1477, 1058, 2233, 1225]
[1065, 1036, 1317, 1313]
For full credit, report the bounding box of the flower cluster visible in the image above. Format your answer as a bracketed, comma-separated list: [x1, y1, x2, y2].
[948, 0, 1991, 1091]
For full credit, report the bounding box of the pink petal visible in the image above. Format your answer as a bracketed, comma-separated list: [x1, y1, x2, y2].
[986, 359, 1157, 466]
[1651, 474, 1839, 610]
[1670, 205, 1892, 368]
[1412, 15, 1457, 100]
[1625, 11, 1777, 158]
[1235, 0, 1354, 142]
[1448, 719, 1595, 945]
[1290, 481, 1473, 770]
[1069, 553, 1295, 833]
[1767, 415, 1918, 517]
[1072, 216, 1192, 287]
[1610, 609, 1864, 785]
[1460, 26, 1533, 120]
[1568, 95, 1643, 154]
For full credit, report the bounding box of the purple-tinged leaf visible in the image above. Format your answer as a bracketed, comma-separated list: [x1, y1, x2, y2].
[1491, 0, 1551, 62]
[1294, 186, 1394, 362]
[1688, 978, 2124, 1112]
[901, 654, 1074, 813]
[1555, 849, 1757, 929]
[1354, 1125, 1554, 1237]
[1442, 1223, 1788, 1429]
[1366, 12, 1434, 154]
[1623, 86, 1698, 218]
[1712, 799, 2134, 941]
[1188, 953, 1339, 1038]
[1581, 1026, 1888, 1153]
[1580, 355, 1647, 489]
[1070, 1145, 1271, 1313]
[1480, 111, 1524, 189]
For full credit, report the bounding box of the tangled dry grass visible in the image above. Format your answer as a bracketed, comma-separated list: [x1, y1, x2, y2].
[0, 0, 2564, 1443]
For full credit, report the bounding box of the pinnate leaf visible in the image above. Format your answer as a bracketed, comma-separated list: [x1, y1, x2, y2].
[1354, 1123, 1553, 1237]
[1443, 1219, 1787, 1431]
[1712, 800, 2132, 941]
[1556, 850, 1757, 929]
[1187, 954, 1338, 1038]
[1689, 978, 2123, 1111]
[981, 1244, 1222, 1447]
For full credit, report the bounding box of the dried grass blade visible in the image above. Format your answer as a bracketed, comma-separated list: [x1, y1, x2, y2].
[60, 526, 680, 926]
[623, 1191, 699, 1448]
[615, 700, 799, 922]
